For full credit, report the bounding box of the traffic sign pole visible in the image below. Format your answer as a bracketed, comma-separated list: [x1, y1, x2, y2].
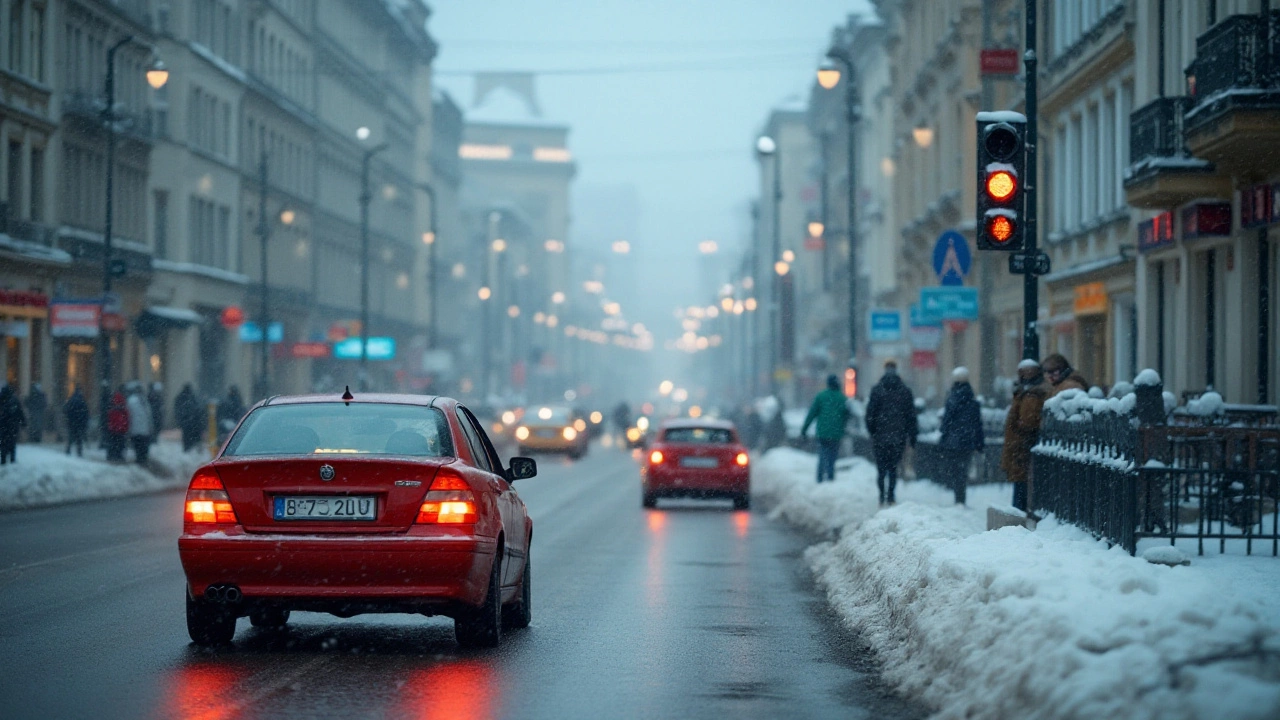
[1022, 0, 1040, 362]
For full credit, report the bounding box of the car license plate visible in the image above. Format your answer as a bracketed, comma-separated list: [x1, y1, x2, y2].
[679, 457, 719, 469]
[274, 496, 376, 521]
[536, 428, 557, 438]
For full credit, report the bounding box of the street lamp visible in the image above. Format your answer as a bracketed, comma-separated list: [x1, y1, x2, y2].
[756, 134, 781, 395]
[99, 36, 167, 427]
[357, 129, 389, 390]
[912, 124, 935, 149]
[418, 182, 438, 349]
[821, 43, 861, 383]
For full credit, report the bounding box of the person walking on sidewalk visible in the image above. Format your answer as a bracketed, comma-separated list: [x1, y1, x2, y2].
[865, 360, 918, 505]
[939, 367, 984, 505]
[802, 374, 851, 483]
[24, 383, 47, 443]
[1001, 359, 1050, 512]
[174, 384, 203, 452]
[105, 391, 130, 462]
[126, 384, 153, 464]
[64, 387, 89, 456]
[147, 382, 164, 444]
[0, 384, 26, 464]
[1042, 353, 1088, 398]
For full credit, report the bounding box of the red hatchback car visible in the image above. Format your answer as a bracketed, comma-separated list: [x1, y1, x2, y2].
[642, 418, 750, 510]
[178, 392, 535, 649]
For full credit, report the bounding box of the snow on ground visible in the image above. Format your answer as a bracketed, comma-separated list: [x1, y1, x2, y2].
[0, 440, 209, 511]
[755, 447, 1280, 720]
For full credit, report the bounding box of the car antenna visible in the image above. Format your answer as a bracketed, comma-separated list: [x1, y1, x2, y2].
[342, 386, 354, 405]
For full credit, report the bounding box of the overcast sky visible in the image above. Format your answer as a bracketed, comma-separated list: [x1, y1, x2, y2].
[429, 0, 874, 304]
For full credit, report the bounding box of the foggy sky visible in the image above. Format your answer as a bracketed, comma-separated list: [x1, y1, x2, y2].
[430, 0, 874, 314]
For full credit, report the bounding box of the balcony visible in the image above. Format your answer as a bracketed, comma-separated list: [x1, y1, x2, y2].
[1123, 96, 1225, 209]
[1183, 12, 1280, 174]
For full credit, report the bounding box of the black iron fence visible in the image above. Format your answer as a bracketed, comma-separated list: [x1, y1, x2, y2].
[1128, 96, 1194, 166]
[1032, 382, 1280, 556]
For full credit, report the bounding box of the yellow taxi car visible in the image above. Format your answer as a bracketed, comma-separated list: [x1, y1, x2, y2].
[514, 406, 590, 459]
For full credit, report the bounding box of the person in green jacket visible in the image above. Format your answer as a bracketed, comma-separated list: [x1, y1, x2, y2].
[801, 375, 851, 483]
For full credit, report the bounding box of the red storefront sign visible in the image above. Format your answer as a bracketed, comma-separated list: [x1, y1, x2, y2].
[0, 290, 49, 309]
[1241, 184, 1273, 228]
[980, 48, 1021, 75]
[50, 303, 100, 337]
[290, 342, 330, 358]
[1181, 202, 1231, 240]
[1137, 211, 1175, 252]
[804, 236, 825, 251]
[911, 350, 938, 370]
[220, 305, 245, 328]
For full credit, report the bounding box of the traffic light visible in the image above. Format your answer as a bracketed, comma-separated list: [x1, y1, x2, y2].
[975, 112, 1026, 251]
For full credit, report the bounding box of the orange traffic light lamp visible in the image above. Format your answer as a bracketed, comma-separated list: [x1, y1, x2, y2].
[985, 170, 1017, 203]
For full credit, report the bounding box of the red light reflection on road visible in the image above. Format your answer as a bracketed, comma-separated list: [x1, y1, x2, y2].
[395, 659, 496, 720]
[646, 510, 667, 533]
[733, 510, 750, 537]
[162, 662, 250, 720]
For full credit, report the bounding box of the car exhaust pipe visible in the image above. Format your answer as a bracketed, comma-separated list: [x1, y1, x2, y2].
[223, 586, 242, 603]
[205, 585, 224, 602]
[205, 584, 242, 603]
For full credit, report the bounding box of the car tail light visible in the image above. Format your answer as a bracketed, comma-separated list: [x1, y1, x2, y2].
[736, 452, 749, 467]
[184, 468, 238, 524]
[562, 426, 578, 441]
[416, 473, 478, 524]
[649, 450, 664, 465]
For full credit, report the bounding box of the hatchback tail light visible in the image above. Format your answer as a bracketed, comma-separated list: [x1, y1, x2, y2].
[736, 452, 749, 467]
[416, 473, 478, 524]
[649, 450, 664, 465]
[184, 468, 238, 524]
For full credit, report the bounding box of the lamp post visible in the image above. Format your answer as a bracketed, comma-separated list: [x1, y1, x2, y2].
[756, 134, 780, 397]
[254, 151, 293, 401]
[99, 36, 167, 425]
[419, 183, 438, 348]
[357, 128, 388, 390]
[820, 48, 861, 386]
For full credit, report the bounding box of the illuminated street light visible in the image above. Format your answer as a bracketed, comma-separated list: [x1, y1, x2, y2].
[280, 209, 296, 225]
[782, 249, 795, 263]
[659, 380, 674, 396]
[816, 61, 841, 89]
[913, 125, 935, 148]
[492, 238, 507, 253]
[699, 240, 719, 254]
[774, 260, 790, 276]
[146, 59, 170, 89]
[356, 126, 371, 141]
[546, 315, 559, 327]
[534, 312, 546, 324]
[807, 221, 824, 237]
[452, 263, 466, 278]
[720, 297, 734, 312]
[551, 291, 566, 304]
[422, 231, 435, 245]
[672, 388, 689, 403]
[507, 305, 520, 318]
[745, 297, 758, 311]
[733, 301, 745, 315]
[583, 280, 604, 294]
[612, 240, 631, 254]
[478, 286, 491, 301]
[544, 239, 564, 252]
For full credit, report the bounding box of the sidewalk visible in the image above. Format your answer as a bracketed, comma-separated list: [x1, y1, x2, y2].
[755, 447, 1280, 720]
[0, 439, 209, 511]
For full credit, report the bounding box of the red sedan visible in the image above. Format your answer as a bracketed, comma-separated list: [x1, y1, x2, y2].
[178, 392, 535, 648]
[642, 418, 750, 510]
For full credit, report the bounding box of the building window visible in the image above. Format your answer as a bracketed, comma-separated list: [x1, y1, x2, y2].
[153, 190, 168, 259]
[8, 2, 23, 75]
[29, 145, 42, 221]
[6, 140, 21, 218]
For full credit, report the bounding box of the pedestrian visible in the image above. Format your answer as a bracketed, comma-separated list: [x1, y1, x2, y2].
[865, 360, 917, 505]
[147, 382, 164, 444]
[802, 374, 851, 483]
[126, 384, 153, 464]
[64, 386, 89, 456]
[0, 384, 26, 464]
[24, 382, 47, 443]
[741, 404, 763, 451]
[612, 401, 632, 446]
[216, 386, 245, 443]
[764, 398, 787, 450]
[105, 391, 130, 462]
[1041, 353, 1088, 398]
[174, 383, 203, 452]
[939, 367, 984, 505]
[1001, 359, 1050, 512]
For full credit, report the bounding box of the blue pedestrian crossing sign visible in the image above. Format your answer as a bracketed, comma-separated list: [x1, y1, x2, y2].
[932, 230, 971, 286]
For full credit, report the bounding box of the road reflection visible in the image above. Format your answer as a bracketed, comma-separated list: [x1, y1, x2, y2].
[393, 659, 496, 720]
[162, 661, 251, 720]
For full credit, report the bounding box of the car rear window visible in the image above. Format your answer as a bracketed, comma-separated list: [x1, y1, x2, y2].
[223, 403, 454, 458]
[662, 427, 734, 444]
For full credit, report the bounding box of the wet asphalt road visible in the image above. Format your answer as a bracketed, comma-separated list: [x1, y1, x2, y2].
[0, 445, 921, 720]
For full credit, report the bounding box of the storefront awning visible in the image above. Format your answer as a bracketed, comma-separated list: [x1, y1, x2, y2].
[134, 306, 204, 337]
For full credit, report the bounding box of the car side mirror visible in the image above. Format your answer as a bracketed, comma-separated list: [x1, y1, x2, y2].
[507, 456, 537, 481]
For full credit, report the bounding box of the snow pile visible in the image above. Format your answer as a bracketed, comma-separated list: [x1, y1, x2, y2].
[1043, 387, 1137, 421]
[1186, 391, 1226, 417]
[754, 448, 1280, 720]
[1134, 369, 1162, 386]
[0, 442, 209, 510]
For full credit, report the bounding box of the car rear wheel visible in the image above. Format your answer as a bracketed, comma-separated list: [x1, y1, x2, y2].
[455, 554, 502, 648]
[186, 589, 236, 646]
[733, 494, 750, 511]
[642, 492, 657, 509]
[502, 549, 531, 630]
[250, 608, 290, 630]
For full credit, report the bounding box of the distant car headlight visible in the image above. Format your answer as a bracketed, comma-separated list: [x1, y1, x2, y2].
[626, 428, 642, 442]
[515, 426, 530, 441]
[492, 423, 504, 434]
[562, 426, 578, 441]
[636, 417, 650, 431]
[502, 411, 516, 425]
[574, 418, 587, 432]
[590, 411, 603, 424]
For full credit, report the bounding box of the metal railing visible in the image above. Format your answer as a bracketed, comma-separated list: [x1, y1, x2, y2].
[1128, 96, 1193, 166]
[1032, 382, 1280, 556]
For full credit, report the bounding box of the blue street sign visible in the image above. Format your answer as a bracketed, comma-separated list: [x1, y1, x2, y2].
[910, 302, 941, 328]
[239, 321, 283, 343]
[867, 309, 903, 343]
[932, 230, 972, 286]
[919, 287, 979, 322]
[333, 337, 397, 360]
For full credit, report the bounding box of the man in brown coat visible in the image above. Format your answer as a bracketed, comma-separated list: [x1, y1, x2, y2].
[1042, 353, 1088, 398]
[1002, 359, 1050, 511]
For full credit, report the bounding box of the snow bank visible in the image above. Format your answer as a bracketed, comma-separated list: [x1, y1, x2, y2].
[754, 448, 1280, 720]
[0, 441, 209, 511]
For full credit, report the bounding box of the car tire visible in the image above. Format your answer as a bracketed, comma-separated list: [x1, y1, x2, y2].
[455, 553, 502, 649]
[502, 548, 532, 631]
[186, 588, 236, 646]
[642, 492, 657, 509]
[249, 608, 290, 629]
[733, 494, 750, 511]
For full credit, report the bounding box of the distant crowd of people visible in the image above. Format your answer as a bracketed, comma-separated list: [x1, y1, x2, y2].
[0, 382, 249, 466]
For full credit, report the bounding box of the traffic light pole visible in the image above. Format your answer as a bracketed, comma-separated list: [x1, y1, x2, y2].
[1022, 0, 1041, 362]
